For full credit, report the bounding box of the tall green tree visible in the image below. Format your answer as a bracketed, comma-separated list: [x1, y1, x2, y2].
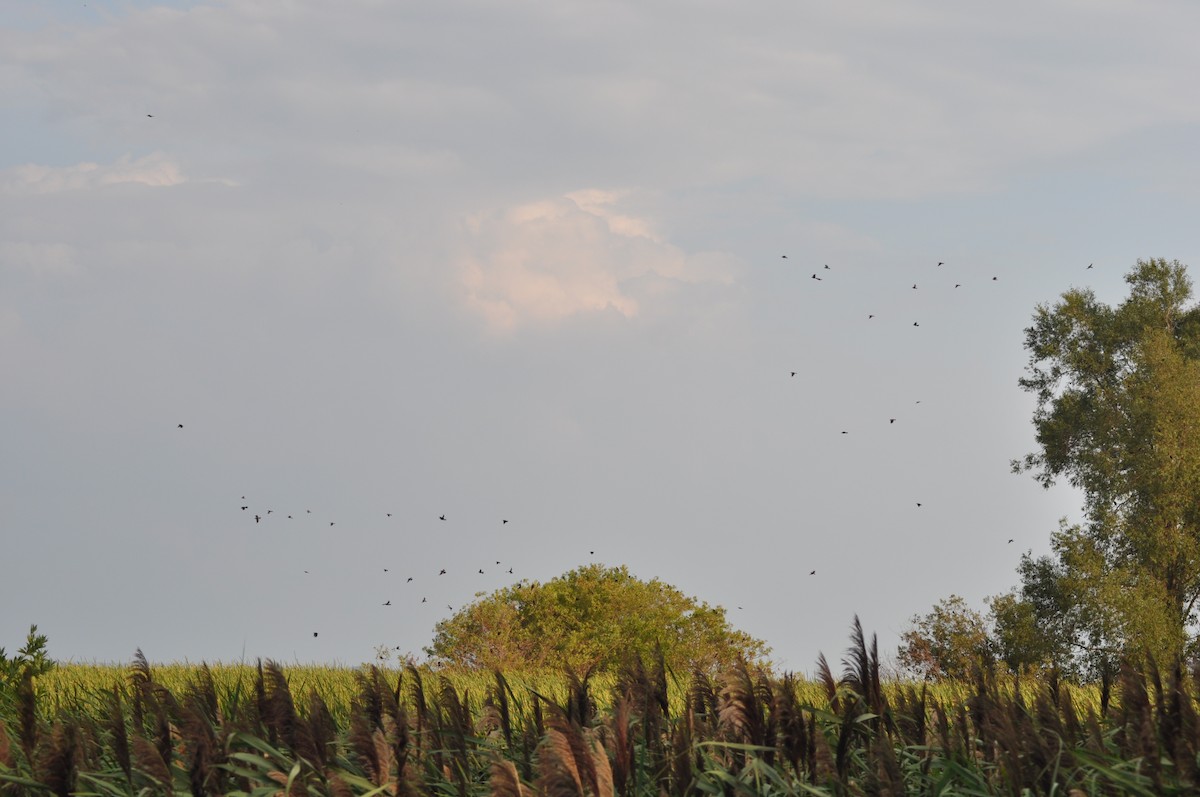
[425, 564, 768, 672]
[1012, 258, 1200, 668]
[897, 595, 992, 680]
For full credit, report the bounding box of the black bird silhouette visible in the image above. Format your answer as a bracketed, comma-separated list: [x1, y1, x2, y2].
[439, 514, 446, 521]
[992, 276, 998, 281]
[590, 551, 594, 555]
[502, 519, 508, 524]
[287, 515, 292, 519]
[386, 513, 392, 517]
[478, 569, 485, 574]
[790, 371, 796, 377]
[913, 322, 920, 327]
[306, 509, 311, 513]
[439, 569, 446, 575]
[811, 274, 822, 280]
[781, 255, 787, 258]
[177, 423, 183, 428]
[447, 605, 453, 610]
[916, 503, 922, 507]
[241, 506, 248, 510]
[889, 418, 896, 424]
[912, 284, 917, 289]
[330, 522, 335, 526]
[937, 261, 944, 267]
[868, 314, 875, 319]
[407, 577, 413, 582]
[1087, 263, 1093, 269]
[383, 568, 388, 572]
[422, 597, 427, 603]
[508, 567, 513, 574]
[824, 264, 830, 270]
[809, 570, 816, 575]
[841, 430, 848, 434]
[313, 632, 318, 637]
[955, 284, 961, 288]
[147, 114, 154, 118]
[267, 510, 273, 515]
[255, 515, 261, 523]
[1008, 539, 1014, 543]
[383, 600, 391, 606]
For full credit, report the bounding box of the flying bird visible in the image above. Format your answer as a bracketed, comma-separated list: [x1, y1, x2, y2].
[177, 423, 183, 428]
[781, 255, 787, 258]
[889, 419, 896, 424]
[790, 371, 796, 377]
[422, 597, 427, 603]
[255, 515, 261, 523]
[1087, 263, 1093, 269]
[809, 570, 816, 575]
[912, 284, 917, 289]
[439, 514, 446, 521]
[916, 503, 922, 507]
[503, 519, 508, 524]
[478, 569, 484, 574]
[992, 276, 998, 281]
[330, 522, 335, 526]
[824, 264, 830, 269]
[241, 506, 248, 511]
[439, 569, 446, 575]
[383, 600, 391, 606]
[1008, 539, 1014, 543]
[955, 284, 961, 288]
[913, 322, 920, 327]
[147, 114, 154, 118]
[937, 262, 944, 267]
[313, 632, 318, 637]
[868, 314, 874, 319]
[811, 274, 822, 281]
[407, 577, 413, 582]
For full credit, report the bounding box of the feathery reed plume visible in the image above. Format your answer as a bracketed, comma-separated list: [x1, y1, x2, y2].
[490, 757, 528, 797]
[688, 667, 717, 729]
[348, 708, 381, 786]
[439, 675, 471, 797]
[588, 729, 615, 797]
[772, 673, 807, 778]
[17, 670, 37, 760]
[36, 720, 79, 797]
[717, 661, 765, 747]
[0, 719, 14, 771]
[407, 664, 429, 750]
[254, 659, 269, 742]
[537, 715, 607, 797]
[668, 702, 692, 797]
[263, 660, 299, 752]
[494, 670, 514, 750]
[566, 667, 595, 727]
[607, 693, 633, 797]
[179, 701, 218, 797]
[304, 690, 337, 769]
[815, 654, 839, 714]
[132, 734, 173, 794]
[108, 685, 131, 784]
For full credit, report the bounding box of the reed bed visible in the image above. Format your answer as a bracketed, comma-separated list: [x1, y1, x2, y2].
[0, 620, 1189, 796]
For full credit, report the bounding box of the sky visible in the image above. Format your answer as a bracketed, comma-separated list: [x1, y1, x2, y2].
[3, 0, 1200, 673]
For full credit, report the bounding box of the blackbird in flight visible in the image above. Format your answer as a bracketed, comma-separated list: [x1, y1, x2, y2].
[439, 515, 446, 521]
[439, 569, 446, 575]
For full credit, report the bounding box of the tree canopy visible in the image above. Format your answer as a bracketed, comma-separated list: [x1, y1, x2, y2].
[1006, 258, 1200, 671]
[424, 564, 769, 673]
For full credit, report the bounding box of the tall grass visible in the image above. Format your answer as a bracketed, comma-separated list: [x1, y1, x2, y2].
[0, 620, 1185, 796]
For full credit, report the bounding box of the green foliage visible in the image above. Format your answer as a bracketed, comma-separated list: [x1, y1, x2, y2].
[1012, 258, 1200, 668]
[896, 595, 992, 680]
[0, 625, 54, 701]
[425, 564, 769, 672]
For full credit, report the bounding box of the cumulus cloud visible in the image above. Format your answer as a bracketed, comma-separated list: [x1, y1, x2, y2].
[0, 153, 185, 194]
[458, 190, 739, 332]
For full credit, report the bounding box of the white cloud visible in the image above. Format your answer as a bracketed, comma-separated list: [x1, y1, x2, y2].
[458, 191, 739, 332]
[0, 153, 185, 194]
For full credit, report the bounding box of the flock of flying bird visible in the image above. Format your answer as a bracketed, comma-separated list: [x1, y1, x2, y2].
[175, 257, 1097, 641]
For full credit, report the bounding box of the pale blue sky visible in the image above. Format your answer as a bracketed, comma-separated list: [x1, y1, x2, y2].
[3, 0, 1199, 671]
